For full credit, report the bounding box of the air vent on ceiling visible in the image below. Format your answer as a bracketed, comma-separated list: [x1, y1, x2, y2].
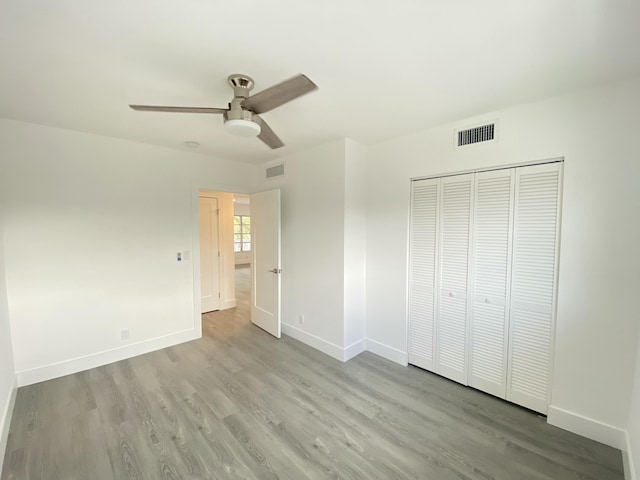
[456, 122, 496, 147]
[266, 163, 285, 179]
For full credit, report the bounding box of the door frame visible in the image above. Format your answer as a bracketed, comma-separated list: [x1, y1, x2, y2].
[191, 183, 251, 337]
[406, 157, 564, 413]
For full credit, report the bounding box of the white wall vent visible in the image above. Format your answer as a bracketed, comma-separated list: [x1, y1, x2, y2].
[455, 122, 497, 148]
[266, 163, 285, 179]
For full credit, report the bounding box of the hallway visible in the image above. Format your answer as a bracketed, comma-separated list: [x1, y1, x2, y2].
[201, 264, 251, 339]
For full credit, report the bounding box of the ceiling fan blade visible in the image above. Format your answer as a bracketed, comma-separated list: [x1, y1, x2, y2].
[242, 74, 317, 114]
[129, 105, 228, 114]
[254, 116, 284, 149]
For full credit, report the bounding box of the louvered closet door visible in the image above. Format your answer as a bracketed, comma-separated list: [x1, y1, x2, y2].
[436, 174, 474, 384]
[507, 163, 562, 414]
[469, 170, 515, 398]
[408, 178, 440, 371]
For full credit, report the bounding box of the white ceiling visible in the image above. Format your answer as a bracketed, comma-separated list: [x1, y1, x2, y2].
[1, 1, 639, 164]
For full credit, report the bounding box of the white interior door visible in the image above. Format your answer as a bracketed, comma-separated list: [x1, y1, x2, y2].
[250, 189, 281, 338]
[200, 196, 220, 313]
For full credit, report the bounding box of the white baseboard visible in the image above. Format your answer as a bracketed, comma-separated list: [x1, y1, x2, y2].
[365, 338, 408, 366]
[282, 324, 346, 362]
[220, 298, 237, 310]
[281, 324, 366, 362]
[0, 375, 18, 476]
[16, 328, 200, 387]
[547, 405, 626, 450]
[344, 338, 367, 361]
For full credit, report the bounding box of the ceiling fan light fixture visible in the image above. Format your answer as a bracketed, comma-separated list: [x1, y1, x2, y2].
[224, 119, 261, 137]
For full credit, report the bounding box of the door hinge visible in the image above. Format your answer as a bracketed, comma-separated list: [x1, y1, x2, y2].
[218, 292, 221, 298]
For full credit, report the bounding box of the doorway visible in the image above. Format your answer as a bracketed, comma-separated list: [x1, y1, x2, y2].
[198, 190, 238, 315]
[196, 188, 281, 340]
[198, 191, 252, 333]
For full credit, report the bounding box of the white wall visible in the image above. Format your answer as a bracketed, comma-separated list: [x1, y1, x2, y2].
[627, 330, 640, 479]
[343, 140, 367, 355]
[0, 119, 257, 385]
[365, 77, 640, 448]
[266, 140, 347, 354]
[0, 205, 17, 476]
[260, 139, 367, 361]
[234, 202, 250, 216]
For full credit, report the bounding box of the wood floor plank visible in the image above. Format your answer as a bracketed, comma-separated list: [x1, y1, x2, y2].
[1, 266, 625, 480]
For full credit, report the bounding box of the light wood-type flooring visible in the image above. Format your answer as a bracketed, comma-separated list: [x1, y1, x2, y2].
[2, 265, 624, 479]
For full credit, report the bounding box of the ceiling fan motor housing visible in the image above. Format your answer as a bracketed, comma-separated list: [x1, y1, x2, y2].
[224, 75, 261, 136]
[224, 98, 254, 122]
[223, 97, 261, 136]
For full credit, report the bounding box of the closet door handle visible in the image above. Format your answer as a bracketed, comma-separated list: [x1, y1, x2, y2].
[485, 298, 491, 304]
[448, 292, 455, 297]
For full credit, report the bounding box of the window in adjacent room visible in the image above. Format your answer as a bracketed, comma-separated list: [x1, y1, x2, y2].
[234, 215, 251, 252]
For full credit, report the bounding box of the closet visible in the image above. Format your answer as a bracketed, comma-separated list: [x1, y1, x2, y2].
[408, 161, 562, 414]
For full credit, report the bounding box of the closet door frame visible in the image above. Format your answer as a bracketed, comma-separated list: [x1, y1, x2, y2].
[407, 158, 563, 415]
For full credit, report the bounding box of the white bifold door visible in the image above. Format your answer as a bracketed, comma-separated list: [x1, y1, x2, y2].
[468, 169, 515, 398]
[507, 163, 562, 413]
[408, 162, 562, 414]
[436, 174, 474, 384]
[408, 178, 439, 371]
[408, 173, 475, 385]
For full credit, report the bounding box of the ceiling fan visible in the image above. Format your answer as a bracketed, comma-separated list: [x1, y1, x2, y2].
[129, 73, 318, 149]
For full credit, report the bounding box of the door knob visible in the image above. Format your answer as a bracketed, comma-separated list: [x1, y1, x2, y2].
[269, 268, 282, 274]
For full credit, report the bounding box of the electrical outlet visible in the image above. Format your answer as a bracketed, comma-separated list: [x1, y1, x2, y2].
[298, 314, 304, 325]
[121, 328, 130, 340]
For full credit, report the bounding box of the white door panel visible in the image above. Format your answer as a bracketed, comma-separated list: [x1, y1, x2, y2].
[437, 295, 468, 383]
[200, 197, 220, 313]
[468, 170, 515, 398]
[408, 178, 440, 370]
[250, 189, 281, 338]
[435, 174, 473, 384]
[507, 163, 562, 414]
